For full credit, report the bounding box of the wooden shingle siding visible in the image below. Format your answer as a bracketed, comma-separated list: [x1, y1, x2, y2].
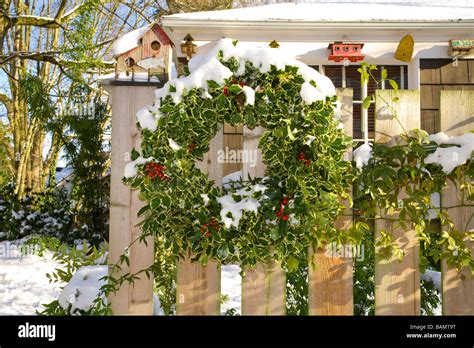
[420, 59, 474, 134]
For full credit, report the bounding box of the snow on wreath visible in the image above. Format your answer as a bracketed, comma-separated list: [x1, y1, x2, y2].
[121, 38, 353, 270]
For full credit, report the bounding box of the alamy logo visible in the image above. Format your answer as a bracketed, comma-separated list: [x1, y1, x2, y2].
[18, 322, 56, 341]
[217, 147, 258, 167]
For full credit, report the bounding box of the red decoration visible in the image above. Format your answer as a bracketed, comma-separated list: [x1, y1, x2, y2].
[144, 162, 169, 181]
[328, 42, 364, 63]
[297, 151, 311, 166]
[200, 218, 221, 237]
[223, 86, 229, 96]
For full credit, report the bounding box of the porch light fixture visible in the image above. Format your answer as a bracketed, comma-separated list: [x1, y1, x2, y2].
[181, 34, 197, 60]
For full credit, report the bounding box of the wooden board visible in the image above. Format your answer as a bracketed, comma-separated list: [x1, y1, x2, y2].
[308, 247, 354, 315]
[440, 60, 470, 85]
[223, 132, 243, 176]
[176, 256, 221, 315]
[420, 67, 441, 85]
[374, 90, 421, 315]
[420, 85, 441, 110]
[374, 89, 420, 144]
[176, 127, 224, 315]
[242, 126, 266, 179]
[308, 88, 354, 315]
[242, 260, 286, 315]
[439, 90, 474, 315]
[105, 85, 156, 315]
[421, 110, 439, 135]
[240, 125, 286, 315]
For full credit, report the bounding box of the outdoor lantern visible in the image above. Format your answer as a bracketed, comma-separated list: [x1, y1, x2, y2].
[328, 42, 365, 63]
[181, 34, 197, 60]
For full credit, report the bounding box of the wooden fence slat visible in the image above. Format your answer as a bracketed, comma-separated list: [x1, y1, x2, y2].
[176, 256, 221, 315]
[308, 88, 354, 315]
[240, 125, 287, 315]
[106, 85, 156, 315]
[176, 127, 224, 315]
[242, 126, 265, 179]
[308, 247, 354, 315]
[374, 89, 421, 315]
[439, 90, 474, 315]
[242, 260, 286, 315]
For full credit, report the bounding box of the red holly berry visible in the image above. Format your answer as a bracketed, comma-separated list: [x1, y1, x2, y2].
[298, 151, 306, 160]
[276, 210, 282, 217]
[304, 159, 311, 166]
[282, 215, 289, 221]
[231, 79, 237, 84]
[223, 86, 229, 96]
[281, 197, 289, 206]
[239, 81, 245, 87]
[188, 143, 196, 153]
[144, 162, 169, 181]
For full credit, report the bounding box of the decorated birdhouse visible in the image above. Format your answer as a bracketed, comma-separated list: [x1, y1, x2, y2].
[395, 34, 414, 62]
[328, 42, 364, 63]
[448, 39, 474, 57]
[115, 23, 174, 83]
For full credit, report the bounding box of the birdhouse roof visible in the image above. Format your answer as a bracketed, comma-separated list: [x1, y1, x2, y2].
[327, 42, 364, 49]
[112, 23, 173, 57]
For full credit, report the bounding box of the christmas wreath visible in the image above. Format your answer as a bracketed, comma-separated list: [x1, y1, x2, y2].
[124, 39, 354, 270]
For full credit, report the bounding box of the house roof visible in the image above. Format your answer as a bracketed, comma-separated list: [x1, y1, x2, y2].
[162, 1, 474, 25]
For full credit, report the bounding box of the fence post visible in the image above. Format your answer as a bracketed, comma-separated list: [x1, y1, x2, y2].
[240, 126, 287, 315]
[308, 88, 354, 315]
[105, 84, 156, 315]
[175, 127, 224, 315]
[374, 89, 421, 315]
[439, 90, 474, 315]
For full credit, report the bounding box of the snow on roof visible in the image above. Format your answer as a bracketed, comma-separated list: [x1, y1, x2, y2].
[112, 26, 150, 56]
[164, 1, 474, 23]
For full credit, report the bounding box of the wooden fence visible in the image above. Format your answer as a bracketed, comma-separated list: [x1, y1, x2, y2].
[105, 85, 473, 315]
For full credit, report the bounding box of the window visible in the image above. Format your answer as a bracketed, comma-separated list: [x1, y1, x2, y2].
[312, 65, 408, 140]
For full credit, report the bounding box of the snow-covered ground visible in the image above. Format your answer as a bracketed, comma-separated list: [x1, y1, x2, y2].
[221, 264, 242, 315]
[0, 240, 61, 315]
[0, 239, 242, 315]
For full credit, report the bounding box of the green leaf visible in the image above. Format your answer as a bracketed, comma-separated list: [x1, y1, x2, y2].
[229, 85, 242, 94]
[381, 69, 388, 80]
[287, 124, 295, 140]
[388, 79, 399, 91]
[207, 80, 220, 89]
[362, 96, 371, 109]
[287, 256, 299, 272]
[269, 228, 280, 241]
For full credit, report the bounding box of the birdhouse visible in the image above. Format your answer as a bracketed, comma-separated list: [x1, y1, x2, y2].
[115, 23, 174, 83]
[328, 42, 365, 63]
[448, 39, 474, 57]
[395, 34, 414, 62]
